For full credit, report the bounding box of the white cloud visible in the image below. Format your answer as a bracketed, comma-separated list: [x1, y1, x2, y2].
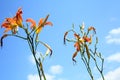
[97, 67, 120, 80]
[29, 55, 35, 64]
[27, 74, 55, 80]
[28, 54, 64, 79]
[49, 65, 63, 75]
[28, 52, 42, 65]
[27, 65, 64, 80]
[106, 53, 120, 62]
[27, 74, 39, 80]
[106, 27, 120, 44]
[45, 74, 55, 80]
[109, 28, 120, 34]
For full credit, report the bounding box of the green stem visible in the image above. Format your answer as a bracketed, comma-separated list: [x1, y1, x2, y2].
[90, 50, 105, 80]
[7, 34, 27, 40]
[27, 35, 42, 80]
[39, 58, 46, 80]
[81, 55, 94, 80]
[27, 34, 46, 80]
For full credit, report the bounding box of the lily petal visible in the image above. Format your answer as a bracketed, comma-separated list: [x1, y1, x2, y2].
[74, 42, 80, 51]
[72, 51, 78, 63]
[88, 26, 96, 34]
[26, 18, 36, 29]
[45, 21, 53, 26]
[14, 7, 23, 27]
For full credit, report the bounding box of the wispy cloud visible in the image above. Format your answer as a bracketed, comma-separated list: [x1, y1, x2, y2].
[28, 54, 64, 80]
[27, 74, 39, 80]
[106, 52, 120, 62]
[27, 65, 65, 80]
[106, 27, 120, 44]
[27, 74, 55, 80]
[29, 55, 35, 64]
[97, 67, 120, 80]
[49, 65, 63, 75]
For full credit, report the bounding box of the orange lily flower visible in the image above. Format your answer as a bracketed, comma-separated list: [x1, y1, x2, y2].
[1, 8, 23, 34]
[36, 15, 53, 34]
[1, 18, 18, 34]
[26, 15, 53, 34]
[83, 36, 92, 43]
[14, 8, 23, 27]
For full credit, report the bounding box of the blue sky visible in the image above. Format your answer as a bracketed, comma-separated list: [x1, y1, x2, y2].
[0, 0, 120, 80]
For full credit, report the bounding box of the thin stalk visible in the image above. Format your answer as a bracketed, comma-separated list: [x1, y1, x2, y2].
[27, 33, 46, 80]
[39, 59, 46, 80]
[7, 34, 27, 40]
[33, 53, 42, 80]
[81, 55, 94, 80]
[90, 50, 105, 80]
[27, 35, 42, 80]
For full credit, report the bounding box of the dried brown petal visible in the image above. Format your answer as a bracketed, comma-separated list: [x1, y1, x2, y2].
[74, 42, 80, 51]
[88, 26, 96, 34]
[39, 41, 52, 56]
[74, 33, 80, 39]
[63, 31, 68, 45]
[0, 34, 8, 47]
[72, 51, 78, 63]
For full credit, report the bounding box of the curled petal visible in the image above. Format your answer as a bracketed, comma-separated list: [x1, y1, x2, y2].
[72, 51, 78, 63]
[39, 41, 52, 56]
[88, 26, 96, 34]
[63, 31, 68, 45]
[45, 21, 53, 26]
[0, 34, 8, 47]
[26, 18, 36, 29]
[45, 44, 52, 56]
[74, 33, 80, 39]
